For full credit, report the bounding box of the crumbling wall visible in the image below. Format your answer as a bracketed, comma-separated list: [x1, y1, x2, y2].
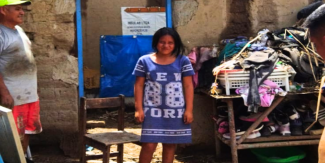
[22, 0, 78, 149]
[173, 0, 311, 148]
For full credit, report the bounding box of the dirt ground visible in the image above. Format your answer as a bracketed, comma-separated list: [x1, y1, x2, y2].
[31, 109, 235, 163]
[30, 109, 317, 163]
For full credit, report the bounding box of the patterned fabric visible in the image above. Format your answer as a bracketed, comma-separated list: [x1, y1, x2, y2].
[133, 54, 195, 143]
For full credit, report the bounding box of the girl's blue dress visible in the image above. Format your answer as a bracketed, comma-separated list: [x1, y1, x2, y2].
[133, 54, 195, 143]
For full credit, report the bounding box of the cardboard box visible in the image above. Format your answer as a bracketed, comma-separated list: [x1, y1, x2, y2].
[84, 67, 100, 89]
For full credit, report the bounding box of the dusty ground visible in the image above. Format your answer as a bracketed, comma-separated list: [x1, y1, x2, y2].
[31, 109, 317, 163]
[31, 109, 236, 163]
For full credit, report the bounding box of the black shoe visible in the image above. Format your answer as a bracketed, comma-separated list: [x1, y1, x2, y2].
[25, 157, 34, 163]
[290, 118, 303, 136]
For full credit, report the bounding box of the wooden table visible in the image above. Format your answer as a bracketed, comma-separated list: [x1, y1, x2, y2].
[209, 91, 321, 163]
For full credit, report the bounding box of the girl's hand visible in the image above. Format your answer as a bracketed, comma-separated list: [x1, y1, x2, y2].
[135, 110, 145, 123]
[184, 110, 193, 124]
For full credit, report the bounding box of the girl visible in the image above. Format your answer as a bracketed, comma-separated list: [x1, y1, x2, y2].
[133, 27, 195, 163]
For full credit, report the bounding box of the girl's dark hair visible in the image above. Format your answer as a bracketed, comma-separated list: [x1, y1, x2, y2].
[152, 27, 185, 56]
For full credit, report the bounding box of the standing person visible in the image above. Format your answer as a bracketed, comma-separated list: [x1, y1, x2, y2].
[303, 4, 325, 163]
[0, 1, 41, 162]
[133, 27, 195, 163]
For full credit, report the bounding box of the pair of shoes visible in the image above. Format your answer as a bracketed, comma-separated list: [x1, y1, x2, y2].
[212, 115, 229, 134]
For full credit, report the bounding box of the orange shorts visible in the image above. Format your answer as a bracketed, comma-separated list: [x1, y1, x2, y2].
[12, 101, 42, 140]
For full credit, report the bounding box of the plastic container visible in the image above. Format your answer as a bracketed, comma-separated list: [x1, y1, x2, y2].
[218, 69, 291, 95]
[0, 155, 3, 163]
[251, 147, 306, 163]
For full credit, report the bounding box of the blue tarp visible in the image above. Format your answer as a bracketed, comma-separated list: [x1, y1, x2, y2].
[99, 35, 154, 97]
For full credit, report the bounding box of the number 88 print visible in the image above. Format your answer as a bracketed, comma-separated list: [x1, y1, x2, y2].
[144, 81, 184, 108]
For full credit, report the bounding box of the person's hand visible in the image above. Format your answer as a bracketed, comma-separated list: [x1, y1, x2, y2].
[0, 89, 14, 109]
[184, 110, 193, 124]
[135, 110, 145, 123]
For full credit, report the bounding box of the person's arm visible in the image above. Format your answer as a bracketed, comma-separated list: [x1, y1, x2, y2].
[0, 74, 14, 109]
[134, 76, 145, 123]
[183, 76, 194, 124]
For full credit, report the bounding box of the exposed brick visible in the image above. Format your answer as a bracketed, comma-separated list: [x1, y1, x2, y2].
[54, 87, 78, 100]
[39, 88, 55, 100]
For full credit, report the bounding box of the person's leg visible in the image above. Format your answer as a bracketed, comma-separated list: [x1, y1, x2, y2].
[12, 104, 27, 152]
[139, 143, 158, 163]
[24, 101, 42, 155]
[23, 134, 30, 153]
[162, 143, 177, 163]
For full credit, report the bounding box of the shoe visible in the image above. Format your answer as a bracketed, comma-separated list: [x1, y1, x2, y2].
[247, 131, 261, 139]
[283, 104, 300, 120]
[235, 121, 264, 136]
[279, 123, 291, 136]
[261, 125, 278, 137]
[302, 109, 315, 123]
[218, 121, 229, 134]
[25, 157, 34, 163]
[290, 118, 303, 136]
[223, 131, 261, 139]
[239, 112, 269, 122]
[212, 115, 226, 125]
[223, 133, 241, 139]
[217, 105, 228, 118]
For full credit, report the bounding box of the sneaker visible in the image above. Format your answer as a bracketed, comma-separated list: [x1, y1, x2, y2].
[261, 125, 278, 137]
[283, 104, 300, 120]
[223, 131, 261, 139]
[217, 105, 228, 118]
[279, 123, 291, 136]
[235, 121, 264, 136]
[239, 112, 269, 122]
[247, 131, 261, 139]
[290, 118, 303, 136]
[223, 133, 241, 139]
[218, 121, 229, 134]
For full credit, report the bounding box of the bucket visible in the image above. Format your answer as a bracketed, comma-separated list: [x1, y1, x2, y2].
[251, 147, 306, 163]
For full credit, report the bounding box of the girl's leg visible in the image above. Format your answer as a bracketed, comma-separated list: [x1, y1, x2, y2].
[162, 144, 177, 163]
[139, 143, 158, 163]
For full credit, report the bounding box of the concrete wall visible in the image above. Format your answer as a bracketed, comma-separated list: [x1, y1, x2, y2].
[22, 0, 78, 150]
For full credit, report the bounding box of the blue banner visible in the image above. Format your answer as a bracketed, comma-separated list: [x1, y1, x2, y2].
[100, 35, 154, 97]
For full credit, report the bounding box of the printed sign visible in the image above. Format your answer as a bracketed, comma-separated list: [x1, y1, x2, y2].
[121, 7, 166, 35]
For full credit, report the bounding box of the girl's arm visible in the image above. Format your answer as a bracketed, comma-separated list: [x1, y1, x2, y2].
[183, 76, 194, 124]
[134, 76, 146, 123]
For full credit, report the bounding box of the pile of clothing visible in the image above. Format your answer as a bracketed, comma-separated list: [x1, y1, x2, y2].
[213, 99, 323, 139]
[211, 2, 325, 112]
[211, 24, 324, 113]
